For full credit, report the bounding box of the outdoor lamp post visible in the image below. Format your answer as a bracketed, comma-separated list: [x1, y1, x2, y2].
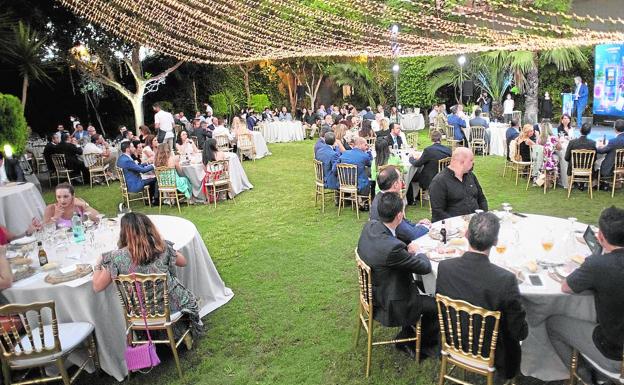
[3, 145, 12, 159]
[458, 55, 466, 104]
[392, 63, 400, 109]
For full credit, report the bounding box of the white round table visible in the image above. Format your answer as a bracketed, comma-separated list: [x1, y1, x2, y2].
[251, 131, 271, 159]
[4, 215, 234, 381]
[400, 113, 425, 131]
[415, 213, 595, 381]
[259, 121, 304, 143]
[0, 182, 45, 233]
[488, 123, 510, 157]
[180, 152, 253, 200]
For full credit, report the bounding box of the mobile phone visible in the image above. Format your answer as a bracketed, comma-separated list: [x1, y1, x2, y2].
[528, 275, 543, 286]
[512, 212, 527, 218]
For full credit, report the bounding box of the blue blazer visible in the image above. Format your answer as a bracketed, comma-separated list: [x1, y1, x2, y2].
[597, 133, 624, 176]
[246, 116, 257, 131]
[116, 154, 154, 193]
[447, 114, 466, 140]
[315, 144, 339, 190]
[577, 83, 589, 107]
[337, 148, 372, 193]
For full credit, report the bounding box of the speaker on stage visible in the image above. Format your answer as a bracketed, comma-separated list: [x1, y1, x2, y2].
[296, 85, 305, 99]
[462, 80, 474, 97]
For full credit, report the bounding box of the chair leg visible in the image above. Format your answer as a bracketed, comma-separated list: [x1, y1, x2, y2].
[90, 332, 100, 370]
[159, 192, 163, 213]
[176, 194, 181, 214]
[166, 327, 183, 379]
[365, 317, 374, 378]
[354, 305, 362, 349]
[414, 318, 422, 363]
[567, 175, 574, 198]
[419, 188, 423, 208]
[589, 175, 593, 199]
[612, 174, 617, 198]
[55, 357, 71, 385]
[355, 196, 360, 220]
[213, 188, 217, 208]
[438, 355, 448, 385]
[486, 371, 494, 385]
[1, 358, 12, 385]
[90, 174, 93, 188]
[338, 191, 343, 216]
[569, 349, 579, 385]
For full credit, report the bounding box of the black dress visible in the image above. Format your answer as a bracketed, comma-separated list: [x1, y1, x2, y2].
[519, 141, 531, 162]
[540, 98, 553, 120]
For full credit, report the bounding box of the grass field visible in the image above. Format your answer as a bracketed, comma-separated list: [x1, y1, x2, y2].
[41, 130, 621, 385]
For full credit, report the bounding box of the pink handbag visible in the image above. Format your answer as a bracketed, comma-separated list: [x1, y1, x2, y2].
[124, 273, 161, 372]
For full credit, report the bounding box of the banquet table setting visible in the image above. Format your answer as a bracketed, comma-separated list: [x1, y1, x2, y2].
[3, 214, 234, 381]
[258, 120, 304, 143]
[0, 182, 45, 233]
[250, 131, 271, 159]
[400, 113, 425, 131]
[415, 211, 596, 381]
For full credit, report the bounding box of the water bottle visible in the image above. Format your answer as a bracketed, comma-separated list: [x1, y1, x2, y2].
[72, 211, 86, 243]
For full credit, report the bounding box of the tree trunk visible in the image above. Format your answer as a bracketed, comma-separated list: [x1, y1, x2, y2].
[525, 64, 539, 124]
[86, 91, 106, 136]
[239, 65, 252, 107]
[192, 79, 199, 112]
[286, 74, 298, 115]
[21, 75, 28, 109]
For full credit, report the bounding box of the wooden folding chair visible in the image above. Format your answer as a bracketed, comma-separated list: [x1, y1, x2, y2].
[336, 164, 370, 220]
[83, 153, 109, 188]
[116, 167, 151, 209]
[155, 167, 188, 213]
[597, 149, 624, 198]
[313, 159, 335, 213]
[567, 150, 596, 199]
[51, 154, 82, 185]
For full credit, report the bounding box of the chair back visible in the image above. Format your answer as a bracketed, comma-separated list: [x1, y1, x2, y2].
[406, 132, 418, 148]
[18, 156, 33, 175]
[51, 154, 69, 172]
[435, 294, 502, 371]
[438, 157, 451, 172]
[570, 150, 596, 172]
[313, 159, 324, 185]
[446, 125, 455, 141]
[238, 133, 254, 150]
[205, 160, 230, 183]
[116, 167, 128, 191]
[364, 136, 376, 147]
[355, 251, 373, 316]
[0, 301, 62, 362]
[337, 163, 358, 192]
[470, 126, 486, 142]
[83, 153, 103, 169]
[214, 135, 230, 152]
[615, 149, 624, 173]
[155, 166, 178, 190]
[114, 273, 172, 326]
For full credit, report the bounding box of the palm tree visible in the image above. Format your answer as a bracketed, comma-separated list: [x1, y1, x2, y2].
[424, 55, 477, 104]
[481, 48, 587, 123]
[474, 62, 513, 120]
[5, 22, 54, 110]
[327, 62, 384, 107]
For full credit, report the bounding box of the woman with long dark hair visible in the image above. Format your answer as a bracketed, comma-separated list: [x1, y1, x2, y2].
[154, 143, 193, 200]
[557, 114, 573, 137]
[201, 138, 226, 165]
[371, 138, 403, 192]
[92, 212, 202, 338]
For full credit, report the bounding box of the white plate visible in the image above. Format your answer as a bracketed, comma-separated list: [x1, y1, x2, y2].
[9, 236, 36, 246]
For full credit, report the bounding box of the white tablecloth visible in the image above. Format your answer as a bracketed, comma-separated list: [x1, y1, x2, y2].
[556, 141, 605, 189]
[259, 121, 304, 143]
[489, 123, 510, 157]
[400, 113, 425, 131]
[0, 182, 45, 233]
[251, 131, 271, 159]
[180, 152, 253, 200]
[416, 214, 595, 381]
[4, 215, 234, 381]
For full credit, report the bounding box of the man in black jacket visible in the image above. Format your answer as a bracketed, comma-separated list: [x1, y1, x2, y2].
[55, 133, 89, 181]
[564, 123, 596, 191]
[436, 212, 528, 380]
[387, 123, 404, 149]
[357, 192, 438, 359]
[409, 130, 452, 191]
[43, 133, 60, 174]
[429, 147, 488, 222]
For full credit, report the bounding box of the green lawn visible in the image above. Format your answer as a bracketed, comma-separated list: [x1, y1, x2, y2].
[44, 131, 620, 385]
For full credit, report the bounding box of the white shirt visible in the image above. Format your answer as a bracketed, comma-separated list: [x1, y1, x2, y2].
[574, 83, 581, 99]
[0, 160, 7, 184]
[205, 104, 213, 115]
[503, 99, 514, 114]
[82, 142, 103, 155]
[154, 110, 175, 139]
[213, 125, 234, 141]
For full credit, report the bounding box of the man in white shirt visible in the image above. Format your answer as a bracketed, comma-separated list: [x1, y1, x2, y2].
[204, 103, 213, 116]
[212, 118, 235, 142]
[153, 103, 175, 150]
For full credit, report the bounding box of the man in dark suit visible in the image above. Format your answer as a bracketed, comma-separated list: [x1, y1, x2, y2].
[436, 212, 528, 380]
[573, 76, 589, 127]
[43, 133, 60, 174]
[337, 137, 372, 196]
[564, 123, 596, 191]
[505, 119, 520, 161]
[357, 192, 438, 358]
[386, 123, 404, 149]
[597, 119, 624, 189]
[0, 152, 25, 183]
[409, 130, 452, 191]
[246, 110, 258, 131]
[192, 120, 210, 150]
[469, 108, 491, 151]
[55, 133, 89, 181]
[116, 141, 158, 206]
[314, 132, 339, 190]
[447, 105, 467, 146]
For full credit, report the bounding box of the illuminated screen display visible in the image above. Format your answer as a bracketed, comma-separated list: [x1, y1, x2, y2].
[593, 44, 624, 117]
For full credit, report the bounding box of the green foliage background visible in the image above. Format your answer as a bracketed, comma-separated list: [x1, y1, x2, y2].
[397, 57, 437, 108]
[0, 93, 28, 155]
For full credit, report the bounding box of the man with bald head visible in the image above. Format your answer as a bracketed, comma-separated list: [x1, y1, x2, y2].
[429, 147, 488, 222]
[337, 136, 372, 197]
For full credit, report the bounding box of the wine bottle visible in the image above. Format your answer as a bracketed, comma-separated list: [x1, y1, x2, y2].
[440, 220, 447, 244]
[37, 241, 48, 267]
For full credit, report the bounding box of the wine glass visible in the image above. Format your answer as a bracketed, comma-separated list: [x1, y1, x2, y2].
[541, 230, 555, 261]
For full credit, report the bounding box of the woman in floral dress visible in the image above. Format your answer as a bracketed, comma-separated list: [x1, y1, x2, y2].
[93, 213, 202, 338]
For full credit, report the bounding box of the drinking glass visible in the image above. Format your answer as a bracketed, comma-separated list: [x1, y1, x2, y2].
[541, 230, 555, 261]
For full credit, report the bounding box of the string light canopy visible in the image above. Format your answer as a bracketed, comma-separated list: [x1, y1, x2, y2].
[57, 0, 624, 65]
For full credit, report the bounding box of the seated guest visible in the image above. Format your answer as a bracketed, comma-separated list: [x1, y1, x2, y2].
[409, 130, 452, 191]
[138, 124, 151, 143]
[371, 166, 430, 243]
[376, 119, 390, 138]
[86, 125, 97, 142]
[43, 183, 100, 228]
[597, 119, 624, 189]
[321, 114, 334, 134]
[517, 124, 536, 162]
[387, 123, 404, 149]
[505, 119, 521, 161]
[314, 129, 332, 157]
[371, 138, 403, 190]
[557, 113, 573, 137]
[190, 120, 208, 150]
[362, 106, 375, 120]
[301, 108, 318, 139]
[56, 132, 89, 181]
[358, 119, 375, 139]
[92, 212, 202, 339]
[565, 123, 596, 190]
[0, 152, 25, 183]
[278, 106, 292, 122]
[262, 107, 274, 122]
[154, 143, 192, 201]
[389, 106, 402, 125]
[117, 141, 157, 205]
[546, 206, 624, 383]
[429, 104, 439, 126]
[357, 192, 438, 358]
[429, 147, 488, 222]
[43, 133, 61, 174]
[334, 123, 350, 153]
[213, 118, 234, 141]
[447, 105, 467, 146]
[314, 132, 339, 190]
[436, 212, 528, 380]
[246, 108, 258, 131]
[142, 136, 159, 165]
[231, 116, 250, 138]
[0, 246, 12, 290]
[202, 138, 227, 165]
[337, 137, 372, 197]
[114, 125, 128, 142]
[176, 130, 199, 156]
[71, 124, 89, 141]
[469, 108, 490, 149]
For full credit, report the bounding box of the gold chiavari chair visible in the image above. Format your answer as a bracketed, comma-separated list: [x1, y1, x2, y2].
[406, 132, 419, 149]
[32, 145, 47, 174]
[51, 154, 81, 185]
[597, 148, 624, 198]
[364, 136, 377, 148]
[569, 344, 624, 385]
[83, 153, 109, 188]
[237, 133, 256, 162]
[214, 135, 232, 153]
[155, 167, 188, 213]
[567, 150, 596, 199]
[438, 157, 451, 172]
[435, 294, 502, 385]
[116, 167, 151, 209]
[0, 301, 99, 385]
[417, 157, 451, 209]
[336, 164, 370, 219]
[313, 159, 335, 213]
[446, 125, 462, 151]
[511, 142, 532, 186]
[354, 251, 421, 377]
[113, 274, 192, 379]
[469, 126, 487, 156]
[204, 160, 234, 208]
[502, 140, 515, 178]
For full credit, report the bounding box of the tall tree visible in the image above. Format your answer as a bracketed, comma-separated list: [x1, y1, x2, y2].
[292, 59, 327, 112]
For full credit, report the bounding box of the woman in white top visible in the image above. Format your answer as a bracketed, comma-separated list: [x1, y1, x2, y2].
[231, 116, 250, 138]
[503, 93, 515, 123]
[176, 131, 198, 156]
[142, 135, 157, 164]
